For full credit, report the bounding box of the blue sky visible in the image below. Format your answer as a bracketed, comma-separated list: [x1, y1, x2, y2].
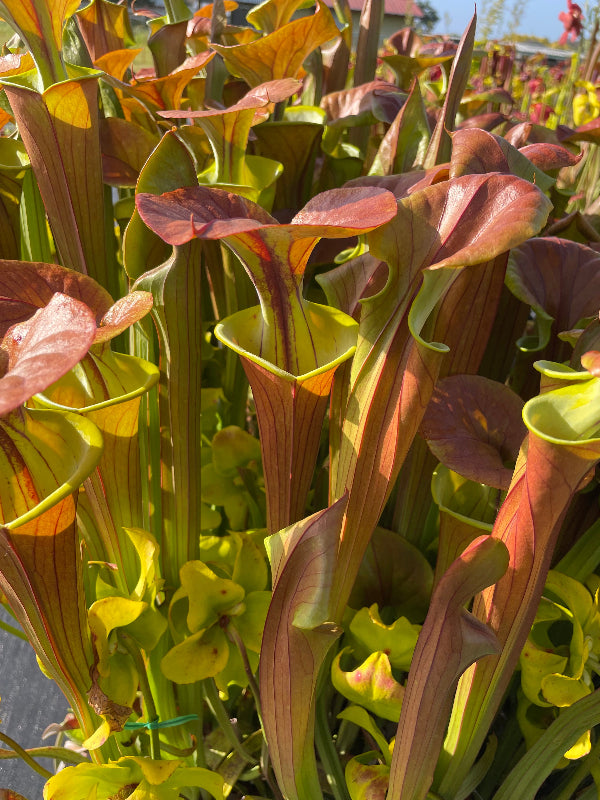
[431, 0, 577, 42]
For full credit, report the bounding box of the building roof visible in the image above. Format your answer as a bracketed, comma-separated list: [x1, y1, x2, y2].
[323, 0, 423, 16]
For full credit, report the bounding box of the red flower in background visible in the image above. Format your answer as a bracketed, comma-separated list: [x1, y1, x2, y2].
[530, 102, 553, 124]
[559, 0, 583, 44]
[549, 63, 568, 83]
[528, 77, 545, 94]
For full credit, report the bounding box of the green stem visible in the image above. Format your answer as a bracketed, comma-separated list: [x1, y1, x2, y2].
[273, 100, 286, 122]
[315, 691, 351, 800]
[177, 682, 205, 763]
[475, 706, 523, 800]
[223, 354, 249, 430]
[555, 518, 600, 581]
[492, 689, 600, 800]
[147, 638, 193, 754]
[335, 717, 360, 757]
[118, 632, 160, 760]
[574, 786, 599, 800]
[261, 737, 285, 800]
[552, 737, 600, 800]
[0, 732, 53, 780]
[162, 0, 191, 24]
[554, 52, 579, 127]
[203, 679, 258, 765]
[171, 683, 206, 800]
[133, 318, 162, 545]
[226, 626, 283, 800]
[0, 615, 28, 641]
[22, 23, 68, 90]
[226, 625, 262, 723]
[0, 745, 90, 765]
[220, 245, 252, 429]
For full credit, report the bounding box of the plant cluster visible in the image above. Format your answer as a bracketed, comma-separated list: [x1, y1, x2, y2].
[0, 1, 599, 799]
